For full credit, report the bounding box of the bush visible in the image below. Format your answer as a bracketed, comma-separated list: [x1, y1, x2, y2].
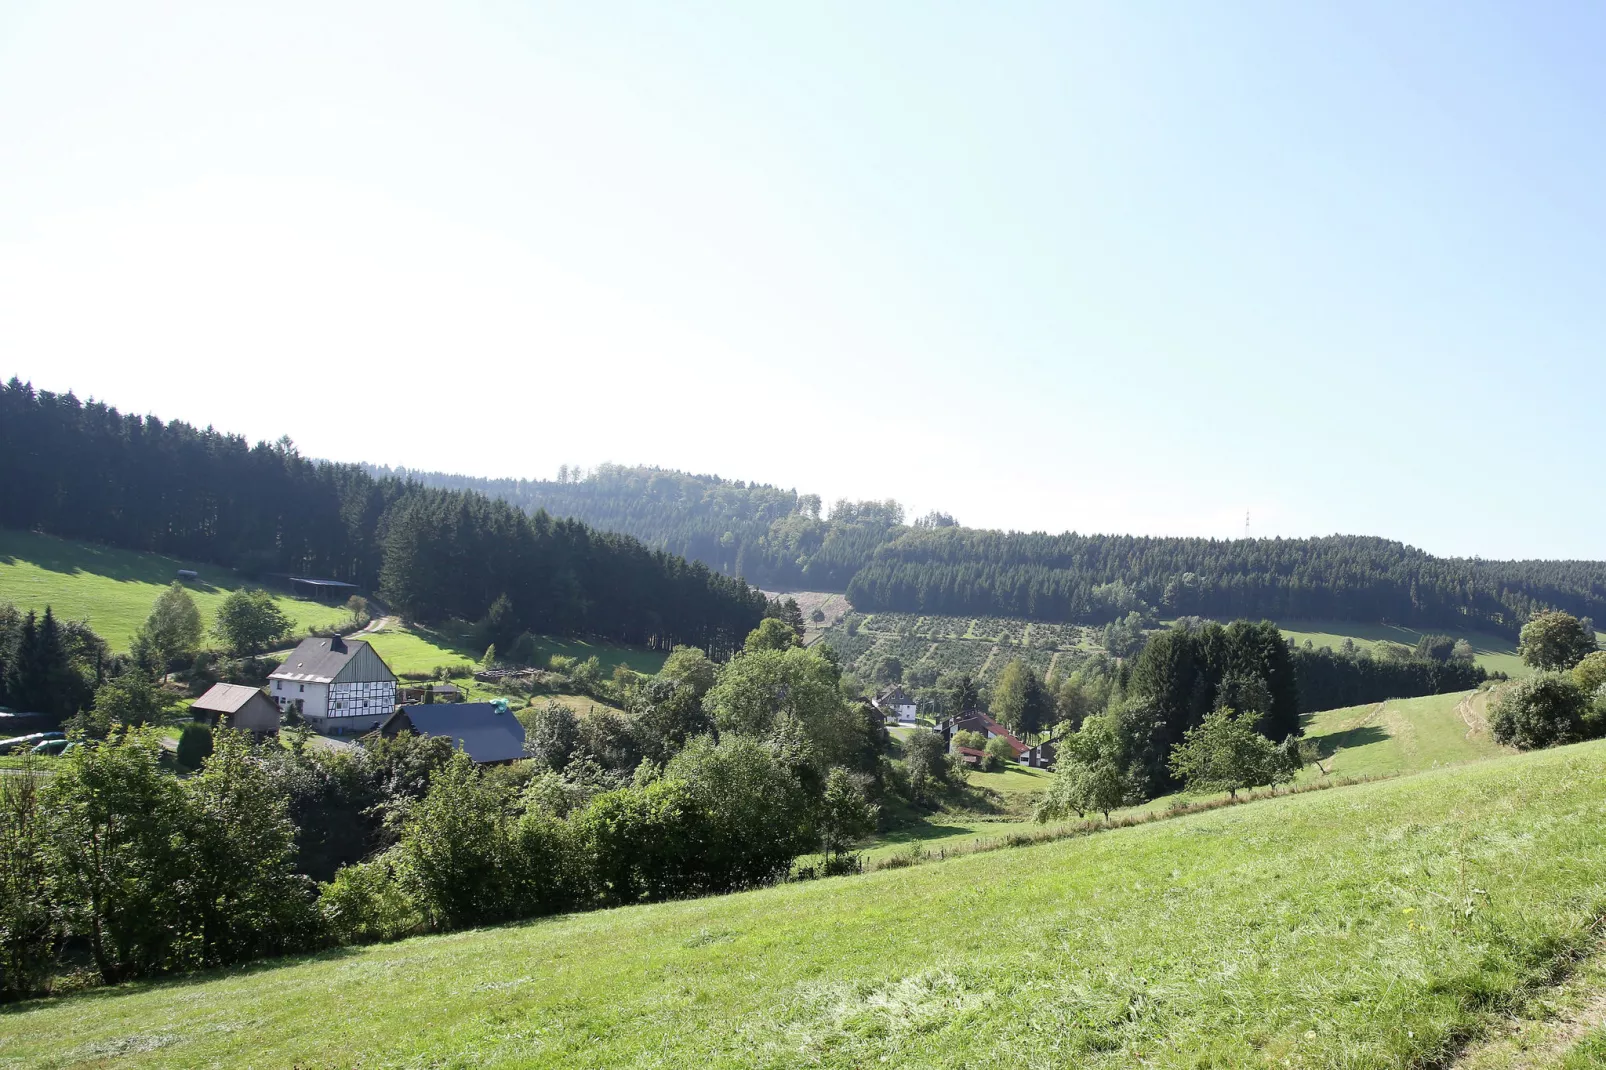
[1490, 673, 1589, 750]
[983, 734, 1017, 772]
[318, 852, 424, 945]
[176, 723, 214, 770]
[0, 756, 54, 1001]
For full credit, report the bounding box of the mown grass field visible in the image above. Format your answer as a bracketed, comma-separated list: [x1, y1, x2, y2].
[0, 528, 349, 651]
[1277, 618, 1528, 678]
[359, 620, 667, 678]
[8, 742, 1606, 1069]
[1297, 688, 1510, 781]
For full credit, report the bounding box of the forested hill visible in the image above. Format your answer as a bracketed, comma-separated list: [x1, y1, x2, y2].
[376, 463, 1606, 638]
[361, 462, 905, 591]
[846, 529, 1606, 636]
[0, 382, 766, 655]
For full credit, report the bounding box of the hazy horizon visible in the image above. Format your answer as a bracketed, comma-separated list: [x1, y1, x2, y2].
[4, 3, 1603, 559]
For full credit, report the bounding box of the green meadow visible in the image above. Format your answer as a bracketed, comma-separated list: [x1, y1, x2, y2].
[0, 528, 349, 651]
[8, 741, 1606, 1068]
[1297, 688, 1511, 780]
[1277, 618, 1529, 678]
[359, 620, 668, 678]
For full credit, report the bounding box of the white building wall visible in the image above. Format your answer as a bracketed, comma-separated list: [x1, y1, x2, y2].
[271, 678, 328, 720]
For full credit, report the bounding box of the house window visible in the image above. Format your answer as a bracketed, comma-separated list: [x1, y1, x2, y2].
[275, 681, 282, 691]
[299, 684, 305, 693]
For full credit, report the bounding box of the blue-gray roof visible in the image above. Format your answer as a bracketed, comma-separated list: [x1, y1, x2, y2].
[387, 702, 526, 763]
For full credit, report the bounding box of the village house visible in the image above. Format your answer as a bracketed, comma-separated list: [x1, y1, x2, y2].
[190, 682, 282, 737]
[942, 711, 1028, 763]
[268, 636, 398, 734]
[873, 685, 919, 725]
[380, 701, 526, 764]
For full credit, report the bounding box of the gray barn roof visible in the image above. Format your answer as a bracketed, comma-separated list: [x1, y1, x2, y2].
[269, 636, 389, 684]
[385, 702, 526, 763]
[191, 682, 269, 714]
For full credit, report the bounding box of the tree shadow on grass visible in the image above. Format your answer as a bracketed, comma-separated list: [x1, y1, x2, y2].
[0, 944, 370, 1015]
[0, 529, 222, 593]
[1305, 724, 1389, 760]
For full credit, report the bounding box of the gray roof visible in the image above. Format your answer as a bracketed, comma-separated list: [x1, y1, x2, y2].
[269, 636, 370, 684]
[191, 682, 270, 714]
[387, 703, 526, 763]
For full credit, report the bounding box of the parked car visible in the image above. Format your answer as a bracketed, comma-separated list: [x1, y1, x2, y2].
[30, 738, 71, 756]
[0, 731, 64, 754]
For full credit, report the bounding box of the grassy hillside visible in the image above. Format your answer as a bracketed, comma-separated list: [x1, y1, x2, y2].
[1277, 618, 1528, 678]
[11, 742, 1606, 1068]
[359, 620, 667, 678]
[1298, 688, 1511, 780]
[0, 528, 349, 651]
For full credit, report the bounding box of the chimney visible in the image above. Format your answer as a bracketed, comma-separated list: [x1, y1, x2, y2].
[330, 635, 347, 654]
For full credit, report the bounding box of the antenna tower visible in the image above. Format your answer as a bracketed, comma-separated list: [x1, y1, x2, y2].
[1244, 510, 1250, 541]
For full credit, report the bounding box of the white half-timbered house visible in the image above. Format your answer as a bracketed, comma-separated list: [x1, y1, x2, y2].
[268, 636, 398, 734]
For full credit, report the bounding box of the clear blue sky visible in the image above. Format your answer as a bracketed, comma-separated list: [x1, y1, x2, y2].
[1, 2, 1601, 559]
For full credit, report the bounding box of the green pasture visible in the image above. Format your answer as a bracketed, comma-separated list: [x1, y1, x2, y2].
[360, 620, 667, 679]
[9, 742, 1606, 1068]
[0, 528, 349, 651]
[1277, 618, 1528, 678]
[1297, 688, 1510, 781]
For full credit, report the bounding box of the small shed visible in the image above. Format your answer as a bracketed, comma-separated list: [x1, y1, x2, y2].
[380, 701, 526, 764]
[191, 683, 281, 736]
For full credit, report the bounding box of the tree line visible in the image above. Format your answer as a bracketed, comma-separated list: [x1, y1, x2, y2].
[0, 381, 765, 654]
[362, 459, 1606, 639]
[846, 529, 1606, 637]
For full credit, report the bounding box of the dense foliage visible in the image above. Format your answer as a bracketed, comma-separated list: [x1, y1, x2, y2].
[1, 381, 765, 655]
[847, 529, 1606, 637]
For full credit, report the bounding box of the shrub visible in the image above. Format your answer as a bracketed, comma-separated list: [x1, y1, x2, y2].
[1573, 651, 1606, 696]
[0, 756, 55, 1001]
[983, 734, 1017, 772]
[176, 723, 214, 770]
[318, 853, 424, 945]
[1490, 673, 1589, 750]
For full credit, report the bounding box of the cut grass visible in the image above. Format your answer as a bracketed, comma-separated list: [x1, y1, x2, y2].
[1297, 688, 1510, 781]
[359, 620, 666, 678]
[10, 741, 1606, 1068]
[0, 528, 350, 651]
[1278, 617, 1528, 678]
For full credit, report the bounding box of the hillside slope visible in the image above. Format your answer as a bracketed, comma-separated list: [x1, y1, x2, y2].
[1300, 688, 1511, 779]
[0, 528, 348, 650]
[11, 742, 1606, 1069]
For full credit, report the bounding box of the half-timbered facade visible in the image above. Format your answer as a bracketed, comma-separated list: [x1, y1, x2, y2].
[268, 636, 398, 734]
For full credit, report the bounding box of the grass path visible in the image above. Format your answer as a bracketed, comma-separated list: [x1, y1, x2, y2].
[10, 742, 1606, 1068]
[1297, 689, 1510, 781]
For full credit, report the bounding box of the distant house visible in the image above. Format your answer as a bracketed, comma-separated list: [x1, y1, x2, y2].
[190, 682, 280, 736]
[943, 712, 1027, 761]
[380, 701, 526, 764]
[1023, 740, 1057, 769]
[268, 636, 397, 734]
[873, 686, 919, 725]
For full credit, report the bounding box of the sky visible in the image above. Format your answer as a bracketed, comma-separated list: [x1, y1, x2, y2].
[1, 2, 1602, 560]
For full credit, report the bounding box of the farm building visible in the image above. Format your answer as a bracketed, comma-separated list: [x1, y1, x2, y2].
[1023, 740, 1056, 769]
[397, 682, 462, 704]
[190, 682, 280, 736]
[380, 701, 526, 764]
[942, 712, 1027, 762]
[873, 686, 919, 725]
[268, 636, 397, 734]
